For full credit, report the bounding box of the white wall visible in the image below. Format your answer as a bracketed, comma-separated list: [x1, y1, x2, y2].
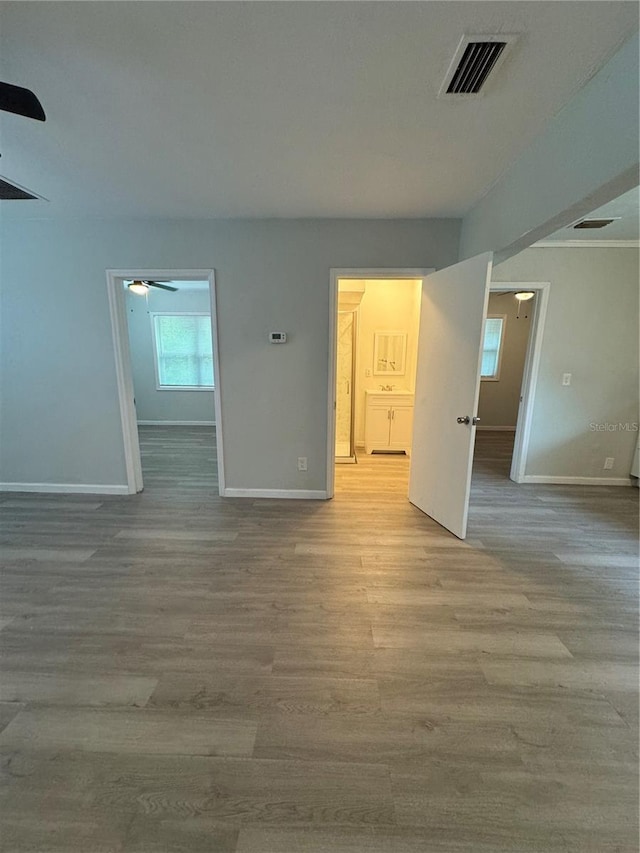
[0, 217, 460, 491]
[460, 33, 639, 262]
[352, 279, 421, 445]
[126, 286, 215, 424]
[477, 291, 533, 428]
[493, 247, 639, 481]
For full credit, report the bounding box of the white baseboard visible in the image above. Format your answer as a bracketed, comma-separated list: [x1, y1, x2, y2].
[137, 420, 216, 426]
[223, 488, 328, 500]
[520, 475, 632, 486]
[0, 482, 130, 495]
[476, 426, 516, 432]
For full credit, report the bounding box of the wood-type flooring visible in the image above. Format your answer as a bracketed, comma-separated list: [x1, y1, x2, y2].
[0, 426, 638, 851]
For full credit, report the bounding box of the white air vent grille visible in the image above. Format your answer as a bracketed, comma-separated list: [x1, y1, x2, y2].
[447, 42, 506, 93]
[439, 34, 518, 98]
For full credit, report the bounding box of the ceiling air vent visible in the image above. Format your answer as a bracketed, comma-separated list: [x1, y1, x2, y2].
[573, 218, 619, 230]
[0, 177, 40, 200]
[439, 34, 518, 98]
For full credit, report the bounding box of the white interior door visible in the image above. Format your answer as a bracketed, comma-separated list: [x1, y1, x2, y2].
[409, 252, 493, 539]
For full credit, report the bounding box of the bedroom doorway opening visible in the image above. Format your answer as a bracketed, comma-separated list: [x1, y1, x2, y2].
[106, 269, 225, 496]
[476, 282, 549, 484]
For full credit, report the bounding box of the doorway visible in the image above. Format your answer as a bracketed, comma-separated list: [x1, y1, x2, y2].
[476, 285, 540, 482]
[483, 282, 550, 483]
[327, 269, 433, 496]
[327, 266, 549, 538]
[105, 269, 225, 495]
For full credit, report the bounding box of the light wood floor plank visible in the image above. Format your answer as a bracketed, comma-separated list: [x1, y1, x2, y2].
[481, 659, 639, 692]
[115, 528, 239, 542]
[0, 672, 158, 706]
[0, 708, 257, 756]
[371, 626, 573, 658]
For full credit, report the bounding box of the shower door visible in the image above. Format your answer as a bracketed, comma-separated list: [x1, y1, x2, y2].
[335, 310, 357, 463]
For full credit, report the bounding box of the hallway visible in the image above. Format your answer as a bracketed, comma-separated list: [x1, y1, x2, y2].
[0, 427, 637, 851]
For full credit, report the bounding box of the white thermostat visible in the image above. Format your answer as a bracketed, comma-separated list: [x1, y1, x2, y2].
[269, 332, 287, 344]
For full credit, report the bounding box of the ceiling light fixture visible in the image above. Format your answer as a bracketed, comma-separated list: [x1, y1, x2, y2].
[514, 291, 535, 319]
[128, 280, 149, 296]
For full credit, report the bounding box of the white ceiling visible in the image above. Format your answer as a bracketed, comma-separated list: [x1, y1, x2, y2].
[540, 187, 640, 242]
[1, 2, 638, 220]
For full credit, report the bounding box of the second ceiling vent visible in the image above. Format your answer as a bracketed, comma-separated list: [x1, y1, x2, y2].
[439, 34, 518, 98]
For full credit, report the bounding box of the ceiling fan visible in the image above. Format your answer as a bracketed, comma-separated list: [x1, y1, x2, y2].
[125, 280, 178, 295]
[0, 82, 46, 121]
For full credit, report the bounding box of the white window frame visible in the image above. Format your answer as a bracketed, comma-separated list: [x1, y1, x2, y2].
[150, 311, 215, 391]
[480, 314, 506, 382]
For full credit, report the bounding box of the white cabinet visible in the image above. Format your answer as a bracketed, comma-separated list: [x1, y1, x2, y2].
[364, 391, 414, 454]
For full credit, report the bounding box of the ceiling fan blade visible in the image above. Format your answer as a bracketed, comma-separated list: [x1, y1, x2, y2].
[147, 281, 178, 292]
[0, 82, 46, 121]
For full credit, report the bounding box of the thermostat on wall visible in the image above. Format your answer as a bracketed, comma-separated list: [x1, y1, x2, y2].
[269, 332, 287, 343]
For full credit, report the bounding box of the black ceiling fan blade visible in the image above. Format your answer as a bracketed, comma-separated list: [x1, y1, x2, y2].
[0, 82, 46, 121]
[147, 281, 178, 292]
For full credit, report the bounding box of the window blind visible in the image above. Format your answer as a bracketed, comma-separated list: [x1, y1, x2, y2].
[481, 317, 503, 378]
[153, 314, 214, 387]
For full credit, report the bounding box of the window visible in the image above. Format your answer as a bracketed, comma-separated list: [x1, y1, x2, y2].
[481, 315, 505, 381]
[151, 313, 214, 389]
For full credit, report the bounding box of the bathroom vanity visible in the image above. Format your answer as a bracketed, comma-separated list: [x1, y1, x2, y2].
[364, 390, 414, 455]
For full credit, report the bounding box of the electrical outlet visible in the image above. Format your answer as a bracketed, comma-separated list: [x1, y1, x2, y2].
[603, 457, 614, 470]
[365, 368, 372, 377]
[562, 373, 572, 386]
[297, 457, 307, 472]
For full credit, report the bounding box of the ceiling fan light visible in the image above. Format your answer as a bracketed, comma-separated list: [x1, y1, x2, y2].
[514, 291, 535, 301]
[128, 281, 149, 295]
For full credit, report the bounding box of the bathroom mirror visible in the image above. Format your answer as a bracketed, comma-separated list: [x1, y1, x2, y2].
[373, 331, 407, 375]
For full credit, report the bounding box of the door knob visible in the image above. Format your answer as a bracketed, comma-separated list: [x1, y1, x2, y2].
[472, 416, 481, 425]
[457, 416, 470, 424]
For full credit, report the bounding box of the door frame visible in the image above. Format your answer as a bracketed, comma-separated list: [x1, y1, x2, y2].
[105, 268, 225, 495]
[487, 281, 550, 483]
[335, 306, 359, 463]
[326, 268, 434, 498]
